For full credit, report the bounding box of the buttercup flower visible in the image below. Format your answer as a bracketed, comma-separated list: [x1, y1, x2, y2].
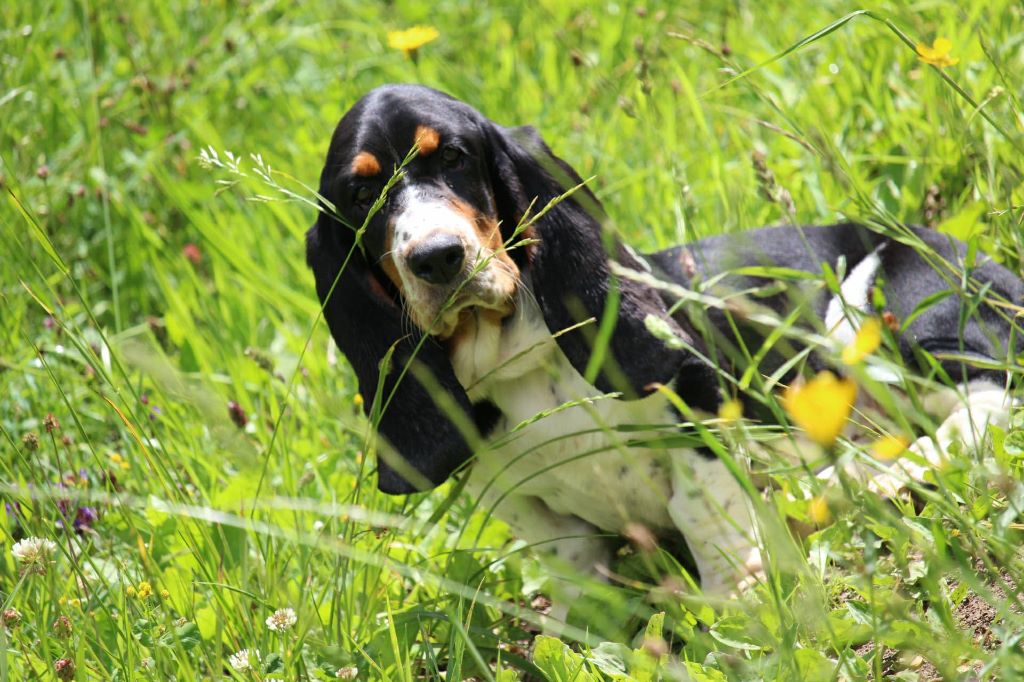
[808, 495, 832, 525]
[871, 434, 910, 461]
[841, 318, 882, 365]
[916, 37, 959, 67]
[136, 581, 153, 599]
[11, 536, 58, 574]
[265, 607, 297, 632]
[386, 26, 439, 57]
[717, 398, 743, 422]
[229, 648, 260, 672]
[782, 371, 857, 447]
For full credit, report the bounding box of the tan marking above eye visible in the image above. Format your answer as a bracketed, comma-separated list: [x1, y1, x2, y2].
[351, 151, 381, 177]
[415, 125, 440, 156]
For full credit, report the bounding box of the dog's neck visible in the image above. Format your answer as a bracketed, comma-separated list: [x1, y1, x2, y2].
[447, 285, 558, 400]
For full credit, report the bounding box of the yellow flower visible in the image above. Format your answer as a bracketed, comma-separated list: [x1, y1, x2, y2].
[808, 495, 832, 525]
[718, 398, 743, 422]
[160, 589, 170, 600]
[126, 585, 136, 598]
[841, 318, 882, 365]
[916, 37, 960, 67]
[136, 581, 153, 599]
[387, 26, 439, 56]
[871, 434, 909, 461]
[353, 393, 364, 407]
[109, 452, 130, 470]
[782, 371, 857, 447]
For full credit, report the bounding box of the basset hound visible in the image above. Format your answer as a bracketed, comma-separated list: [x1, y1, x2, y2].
[306, 84, 1023, 617]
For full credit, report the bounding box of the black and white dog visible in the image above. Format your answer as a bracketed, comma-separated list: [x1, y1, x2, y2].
[306, 84, 1023, 616]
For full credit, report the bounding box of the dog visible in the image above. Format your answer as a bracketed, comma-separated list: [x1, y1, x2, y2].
[306, 84, 1023, 618]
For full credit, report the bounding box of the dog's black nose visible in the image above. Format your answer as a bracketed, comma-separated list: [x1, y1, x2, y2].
[407, 234, 465, 284]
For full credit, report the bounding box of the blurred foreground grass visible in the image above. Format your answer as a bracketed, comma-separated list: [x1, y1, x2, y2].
[3, 0, 1024, 679]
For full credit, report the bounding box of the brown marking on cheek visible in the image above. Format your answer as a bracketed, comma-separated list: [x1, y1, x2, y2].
[379, 221, 404, 292]
[449, 199, 521, 276]
[415, 125, 440, 156]
[379, 256, 402, 293]
[351, 151, 381, 177]
[366, 271, 396, 306]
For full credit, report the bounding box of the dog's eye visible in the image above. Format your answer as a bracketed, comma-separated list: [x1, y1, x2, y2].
[441, 146, 464, 169]
[353, 185, 375, 207]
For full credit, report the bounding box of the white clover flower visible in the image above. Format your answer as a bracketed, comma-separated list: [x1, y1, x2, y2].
[265, 607, 297, 632]
[228, 648, 260, 672]
[11, 537, 57, 574]
[336, 666, 358, 679]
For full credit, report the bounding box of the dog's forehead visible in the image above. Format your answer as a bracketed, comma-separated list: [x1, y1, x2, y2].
[344, 89, 483, 163]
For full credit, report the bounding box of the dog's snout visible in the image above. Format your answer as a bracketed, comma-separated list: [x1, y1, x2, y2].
[407, 234, 465, 284]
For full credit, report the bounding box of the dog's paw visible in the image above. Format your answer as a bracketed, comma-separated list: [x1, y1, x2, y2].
[868, 393, 1011, 498]
[699, 549, 764, 598]
[732, 566, 766, 598]
[866, 435, 940, 497]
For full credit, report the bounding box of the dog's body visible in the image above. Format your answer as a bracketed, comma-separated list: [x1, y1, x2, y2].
[307, 84, 1023, 615]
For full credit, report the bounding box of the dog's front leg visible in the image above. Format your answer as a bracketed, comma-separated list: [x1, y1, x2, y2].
[667, 454, 762, 596]
[489, 494, 612, 627]
[869, 380, 1013, 496]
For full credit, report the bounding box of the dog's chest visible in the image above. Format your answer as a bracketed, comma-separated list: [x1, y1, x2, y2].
[449, 302, 679, 533]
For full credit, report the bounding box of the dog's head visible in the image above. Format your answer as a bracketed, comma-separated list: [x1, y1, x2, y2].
[307, 84, 694, 493]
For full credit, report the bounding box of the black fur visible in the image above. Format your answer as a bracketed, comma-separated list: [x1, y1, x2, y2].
[306, 214, 477, 493]
[484, 123, 698, 397]
[648, 223, 1023, 391]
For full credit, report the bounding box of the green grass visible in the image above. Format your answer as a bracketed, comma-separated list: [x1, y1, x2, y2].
[3, 0, 1024, 679]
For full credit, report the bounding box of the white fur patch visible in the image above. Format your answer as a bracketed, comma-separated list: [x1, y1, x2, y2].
[461, 290, 760, 602]
[388, 184, 514, 335]
[390, 186, 479, 266]
[824, 244, 886, 346]
[855, 380, 1013, 496]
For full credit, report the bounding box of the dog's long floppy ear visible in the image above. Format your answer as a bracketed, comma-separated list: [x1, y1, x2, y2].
[306, 213, 476, 494]
[486, 123, 693, 398]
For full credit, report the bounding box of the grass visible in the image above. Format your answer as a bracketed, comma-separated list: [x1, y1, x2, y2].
[2, 0, 1024, 679]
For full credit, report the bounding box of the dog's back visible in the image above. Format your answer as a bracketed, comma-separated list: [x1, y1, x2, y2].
[647, 223, 1024, 388]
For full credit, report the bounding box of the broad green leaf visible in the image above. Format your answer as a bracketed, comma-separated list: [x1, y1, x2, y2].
[937, 201, 986, 240]
[532, 635, 600, 682]
[708, 616, 763, 651]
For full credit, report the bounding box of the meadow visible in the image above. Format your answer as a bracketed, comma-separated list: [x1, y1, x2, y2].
[3, 0, 1024, 679]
